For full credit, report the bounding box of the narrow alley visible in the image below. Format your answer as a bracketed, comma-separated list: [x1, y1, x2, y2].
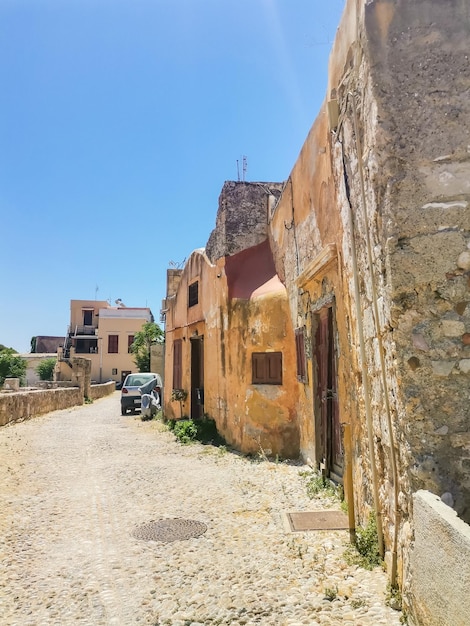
[0, 394, 401, 625]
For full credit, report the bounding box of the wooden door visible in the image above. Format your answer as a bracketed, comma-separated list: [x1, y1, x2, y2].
[314, 306, 343, 482]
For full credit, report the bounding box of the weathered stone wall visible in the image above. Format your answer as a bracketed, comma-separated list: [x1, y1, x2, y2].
[89, 381, 115, 400]
[206, 181, 283, 263]
[0, 387, 83, 427]
[0, 381, 115, 426]
[360, 0, 470, 524]
[408, 490, 470, 625]
[269, 0, 470, 597]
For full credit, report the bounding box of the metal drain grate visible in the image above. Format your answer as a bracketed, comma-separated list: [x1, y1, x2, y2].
[132, 518, 207, 542]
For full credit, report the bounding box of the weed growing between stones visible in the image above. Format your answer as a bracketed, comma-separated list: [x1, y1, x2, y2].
[324, 585, 338, 601]
[386, 582, 403, 611]
[344, 512, 383, 570]
[298, 469, 341, 500]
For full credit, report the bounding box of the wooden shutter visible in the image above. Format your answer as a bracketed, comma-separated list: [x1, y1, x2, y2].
[108, 335, 118, 353]
[252, 352, 282, 384]
[295, 327, 307, 382]
[173, 339, 182, 389]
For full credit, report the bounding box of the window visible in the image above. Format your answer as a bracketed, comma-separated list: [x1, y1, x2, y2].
[295, 327, 308, 382]
[83, 310, 93, 325]
[112, 368, 118, 375]
[173, 339, 182, 389]
[108, 335, 119, 353]
[188, 281, 199, 307]
[252, 352, 282, 385]
[128, 335, 134, 353]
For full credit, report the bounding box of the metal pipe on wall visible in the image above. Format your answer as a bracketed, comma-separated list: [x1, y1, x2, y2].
[350, 93, 400, 587]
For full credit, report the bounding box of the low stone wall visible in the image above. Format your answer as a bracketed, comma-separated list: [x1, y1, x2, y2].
[407, 490, 470, 625]
[0, 387, 83, 427]
[0, 381, 115, 427]
[89, 381, 116, 400]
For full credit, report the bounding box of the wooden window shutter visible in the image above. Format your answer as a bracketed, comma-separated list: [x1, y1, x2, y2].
[252, 352, 282, 385]
[295, 327, 307, 382]
[173, 339, 182, 390]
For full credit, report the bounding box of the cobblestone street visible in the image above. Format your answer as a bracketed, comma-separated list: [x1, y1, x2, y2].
[0, 393, 402, 625]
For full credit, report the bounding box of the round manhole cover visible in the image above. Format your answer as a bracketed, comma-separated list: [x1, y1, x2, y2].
[132, 518, 207, 542]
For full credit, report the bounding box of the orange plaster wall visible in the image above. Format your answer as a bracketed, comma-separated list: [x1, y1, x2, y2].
[163, 242, 300, 458]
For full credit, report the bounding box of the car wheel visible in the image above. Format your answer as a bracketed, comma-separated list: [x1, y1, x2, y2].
[121, 406, 127, 416]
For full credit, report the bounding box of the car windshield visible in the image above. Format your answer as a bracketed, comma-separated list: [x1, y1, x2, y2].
[125, 374, 156, 387]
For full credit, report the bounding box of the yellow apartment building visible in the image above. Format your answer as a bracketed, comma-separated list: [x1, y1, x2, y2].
[57, 300, 154, 385]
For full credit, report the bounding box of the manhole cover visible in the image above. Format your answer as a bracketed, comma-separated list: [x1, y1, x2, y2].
[132, 518, 207, 542]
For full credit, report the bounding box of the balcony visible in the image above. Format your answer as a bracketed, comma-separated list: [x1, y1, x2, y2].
[70, 325, 97, 337]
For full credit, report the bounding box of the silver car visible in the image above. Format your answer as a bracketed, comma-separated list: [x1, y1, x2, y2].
[120, 372, 162, 415]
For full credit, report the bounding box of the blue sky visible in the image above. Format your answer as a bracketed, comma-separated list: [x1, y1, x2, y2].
[0, 0, 344, 353]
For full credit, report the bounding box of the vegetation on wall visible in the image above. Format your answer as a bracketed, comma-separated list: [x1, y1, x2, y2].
[36, 358, 57, 381]
[0, 349, 27, 386]
[170, 388, 188, 419]
[130, 321, 164, 372]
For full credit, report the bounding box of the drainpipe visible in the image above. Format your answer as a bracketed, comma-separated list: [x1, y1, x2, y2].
[342, 155, 384, 558]
[350, 94, 400, 586]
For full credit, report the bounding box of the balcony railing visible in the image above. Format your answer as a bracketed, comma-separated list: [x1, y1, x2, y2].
[70, 325, 97, 337]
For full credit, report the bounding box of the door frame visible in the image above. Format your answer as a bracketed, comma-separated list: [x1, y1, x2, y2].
[190, 335, 204, 419]
[312, 301, 343, 483]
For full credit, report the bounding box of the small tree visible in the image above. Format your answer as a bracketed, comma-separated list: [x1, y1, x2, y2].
[36, 358, 56, 381]
[0, 349, 27, 386]
[171, 388, 188, 418]
[130, 321, 164, 372]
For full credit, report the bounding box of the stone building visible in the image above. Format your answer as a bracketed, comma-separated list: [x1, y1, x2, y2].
[268, 0, 470, 616]
[163, 0, 470, 621]
[163, 181, 300, 458]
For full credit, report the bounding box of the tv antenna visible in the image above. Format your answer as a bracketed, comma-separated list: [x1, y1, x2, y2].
[169, 258, 186, 269]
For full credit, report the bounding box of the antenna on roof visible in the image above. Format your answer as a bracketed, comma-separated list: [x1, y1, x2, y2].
[169, 259, 185, 269]
[236, 159, 240, 181]
[242, 155, 247, 182]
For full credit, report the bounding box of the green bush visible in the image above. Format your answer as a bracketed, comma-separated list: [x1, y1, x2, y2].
[36, 358, 56, 381]
[0, 349, 27, 386]
[170, 415, 226, 447]
[173, 419, 198, 444]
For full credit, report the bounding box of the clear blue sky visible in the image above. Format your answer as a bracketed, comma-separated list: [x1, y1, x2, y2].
[0, 0, 344, 353]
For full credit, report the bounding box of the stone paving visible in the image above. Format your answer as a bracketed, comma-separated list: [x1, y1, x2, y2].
[0, 393, 403, 625]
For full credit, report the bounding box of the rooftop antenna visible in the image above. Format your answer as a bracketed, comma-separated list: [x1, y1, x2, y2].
[236, 159, 240, 181]
[95, 285, 99, 300]
[242, 155, 247, 182]
[169, 258, 186, 269]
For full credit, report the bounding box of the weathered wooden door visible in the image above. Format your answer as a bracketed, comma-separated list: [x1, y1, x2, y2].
[314, 306, 343, 482]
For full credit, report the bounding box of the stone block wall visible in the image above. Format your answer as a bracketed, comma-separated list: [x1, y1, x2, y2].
[0, 388, 83, 427]
[407, 490, 470, 626]
[89, 381, 116, 400]
[205, 181, 283, 263]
